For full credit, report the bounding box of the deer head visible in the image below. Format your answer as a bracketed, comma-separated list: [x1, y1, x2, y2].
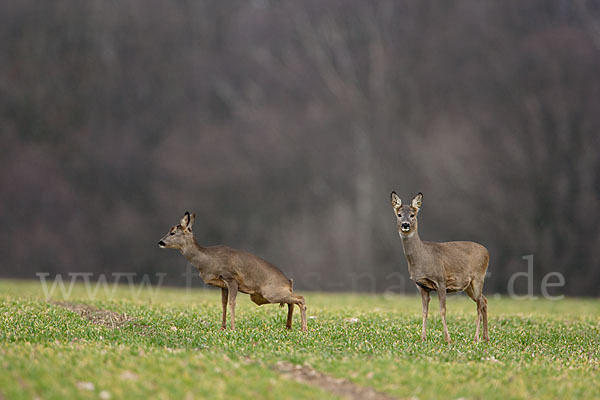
[158, 211, 196, 250]
[391, 192, 422, 237]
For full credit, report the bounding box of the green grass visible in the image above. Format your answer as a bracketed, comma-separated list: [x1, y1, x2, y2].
[1, 279, 599, 399]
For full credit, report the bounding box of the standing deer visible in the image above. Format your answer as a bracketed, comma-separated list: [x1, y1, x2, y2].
[158, 212, 307, 331]
[390, 192, 489, 343]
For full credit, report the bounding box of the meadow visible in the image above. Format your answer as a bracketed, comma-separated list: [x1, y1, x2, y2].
[0, 279, 598, 399]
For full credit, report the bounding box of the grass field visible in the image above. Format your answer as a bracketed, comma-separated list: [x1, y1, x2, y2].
[1, 279, 599, 399]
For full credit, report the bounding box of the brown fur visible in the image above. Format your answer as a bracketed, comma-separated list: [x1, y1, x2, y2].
[391, 192, 489, 343]
[159, 212, 307, 331]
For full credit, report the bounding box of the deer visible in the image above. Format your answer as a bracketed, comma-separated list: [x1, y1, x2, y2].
[158, 212, 307, 332]
[390, 192, 489, 343]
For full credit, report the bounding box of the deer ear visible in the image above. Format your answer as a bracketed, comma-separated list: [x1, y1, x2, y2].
[180, 212, 191, 229]
[411, 193, 423, 210]
[391, 191, 402, 208]
[187, 213, 195, 231]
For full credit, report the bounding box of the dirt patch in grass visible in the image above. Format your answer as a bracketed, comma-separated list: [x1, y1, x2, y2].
[51, 301, 134, 328]
[274, 361, 399, 400]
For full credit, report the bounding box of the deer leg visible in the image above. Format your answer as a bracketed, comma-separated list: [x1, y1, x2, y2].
[481, 295, 489, 342]
[225, 280, 238, 330]
[286, 303, 294, 329]
[298, 298, 307, 332]
[419, 286, 430, 341]
[265, 291, 307, 332]
[474, 298, 482, 343]
[220, 287, 228, 330]
[291, 294, 307, 332]
[437, 284, 451, 343]
[465, 282, 481, 343]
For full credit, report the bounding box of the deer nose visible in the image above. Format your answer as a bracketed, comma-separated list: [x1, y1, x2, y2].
[158, 240, 166, 247]
[401, 223, 410, 230]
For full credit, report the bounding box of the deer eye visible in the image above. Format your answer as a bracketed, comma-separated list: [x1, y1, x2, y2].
[397, 213, 401, 217]
[169, 231, 175, 236]
[410, 214, 415, 218]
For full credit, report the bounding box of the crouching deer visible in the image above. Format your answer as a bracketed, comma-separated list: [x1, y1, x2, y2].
[158, 212, 307, 331]
[390, 192, 489, 343]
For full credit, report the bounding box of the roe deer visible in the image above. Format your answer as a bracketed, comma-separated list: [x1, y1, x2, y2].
[158, 212, 307, 331]
[390, 192, 489, 343]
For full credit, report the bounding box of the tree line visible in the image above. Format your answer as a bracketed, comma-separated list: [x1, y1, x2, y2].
[1, 0, 599, 295]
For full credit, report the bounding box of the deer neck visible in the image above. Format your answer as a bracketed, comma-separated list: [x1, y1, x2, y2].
[180, 239, 211, 271]
[400, 229, 424, 273]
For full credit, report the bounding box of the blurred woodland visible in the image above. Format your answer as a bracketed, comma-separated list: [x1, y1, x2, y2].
[1, 0, 599, 295]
